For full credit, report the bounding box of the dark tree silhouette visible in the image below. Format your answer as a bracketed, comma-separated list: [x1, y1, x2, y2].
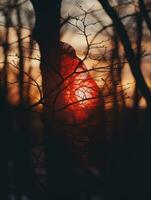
[1, 0, 151, 199]
[99, 0, 151, 108]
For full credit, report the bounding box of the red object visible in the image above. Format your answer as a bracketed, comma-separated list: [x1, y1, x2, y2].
[55, 42, 100, 124]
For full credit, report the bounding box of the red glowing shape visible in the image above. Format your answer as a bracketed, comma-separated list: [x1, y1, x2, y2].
[55, 42, 100, 123]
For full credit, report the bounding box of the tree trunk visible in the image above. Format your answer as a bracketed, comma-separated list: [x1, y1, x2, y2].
[30, 1, 73, 199]
[99, 0, 151, 108]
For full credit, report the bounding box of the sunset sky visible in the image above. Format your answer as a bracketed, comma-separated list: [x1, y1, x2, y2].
[0, 0, 151, 108]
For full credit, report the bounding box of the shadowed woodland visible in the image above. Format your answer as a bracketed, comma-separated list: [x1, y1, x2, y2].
[0, 0, 151, 199]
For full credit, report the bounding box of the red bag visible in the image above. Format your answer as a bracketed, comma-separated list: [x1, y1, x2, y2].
[55, 42, 100, 124]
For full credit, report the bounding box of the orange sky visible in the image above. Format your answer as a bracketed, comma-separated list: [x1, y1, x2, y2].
[0, 0, 150, 109]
